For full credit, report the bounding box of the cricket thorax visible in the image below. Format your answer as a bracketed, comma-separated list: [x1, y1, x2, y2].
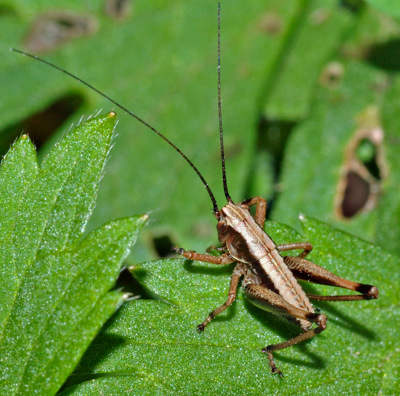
[217, 202, 275, 251]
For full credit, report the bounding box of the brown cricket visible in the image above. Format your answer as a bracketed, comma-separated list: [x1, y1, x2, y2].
[12, 3, 378, 376]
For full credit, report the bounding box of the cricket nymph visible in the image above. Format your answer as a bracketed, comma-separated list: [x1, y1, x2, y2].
[217, 200, 317, 331]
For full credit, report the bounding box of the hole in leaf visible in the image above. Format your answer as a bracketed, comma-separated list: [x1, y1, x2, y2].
[355, 138, 381, 180]
[335, 106, 387, 219]
[341, 171, 370, 218]
[152, 235, 175, 258]
[24, 11, 98, 53]
[0, 93, 84, 155]
[104, 0, 133, 20]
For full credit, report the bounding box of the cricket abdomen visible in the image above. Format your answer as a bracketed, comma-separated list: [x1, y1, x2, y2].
[258, 249, 314, 312]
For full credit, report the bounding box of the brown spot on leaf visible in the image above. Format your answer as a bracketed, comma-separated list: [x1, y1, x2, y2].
[319, 62, 344, 87]
[258, 12, 283, 35]
[104, 0, 133, 20]
[309, 8, 330, 26]
[24, 11, 98, 53]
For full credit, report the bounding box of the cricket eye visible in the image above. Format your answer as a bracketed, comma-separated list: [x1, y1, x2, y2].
[217, 221, 228, 235]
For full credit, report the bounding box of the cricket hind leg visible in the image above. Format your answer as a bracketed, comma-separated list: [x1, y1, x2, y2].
[283, 255, 379, 301]
[197, 263, 246, 331]
[244, 282, 327, 377]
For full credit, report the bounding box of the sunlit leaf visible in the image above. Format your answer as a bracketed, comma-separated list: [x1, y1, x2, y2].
[0, 113, 148, 395]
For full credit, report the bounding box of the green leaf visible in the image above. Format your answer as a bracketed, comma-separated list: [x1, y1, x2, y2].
[375, 75, 400, 253]
[262, 0, 356, 120]
[61, 217, 397, 395]
[1, 1, 398, 394]
[0, 113, 148, 395]
[365, 0, 400, 20]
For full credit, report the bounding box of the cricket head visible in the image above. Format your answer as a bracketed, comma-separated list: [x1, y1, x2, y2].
[216, 201, 250, 244]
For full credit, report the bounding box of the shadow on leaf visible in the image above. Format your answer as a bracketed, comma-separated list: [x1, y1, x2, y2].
[243, 298, 326, 371]
[183, 259, 235, 276]
[366, 39, 400, 71]
[62, 331, 127, 391]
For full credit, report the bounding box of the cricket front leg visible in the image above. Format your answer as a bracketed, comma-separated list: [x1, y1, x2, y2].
[283, 255, 379, 301]
[197, 263, 246, 331]
[244, 282, 327, 377]
[173, 246, 235, 265]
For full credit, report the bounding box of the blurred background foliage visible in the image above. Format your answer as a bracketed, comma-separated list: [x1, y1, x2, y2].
[1, 1, 400, 394]
[0, 0, 399, 262]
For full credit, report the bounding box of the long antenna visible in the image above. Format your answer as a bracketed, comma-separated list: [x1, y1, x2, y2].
[217, 3, 232, 203]
[10, 47, 219, 215]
